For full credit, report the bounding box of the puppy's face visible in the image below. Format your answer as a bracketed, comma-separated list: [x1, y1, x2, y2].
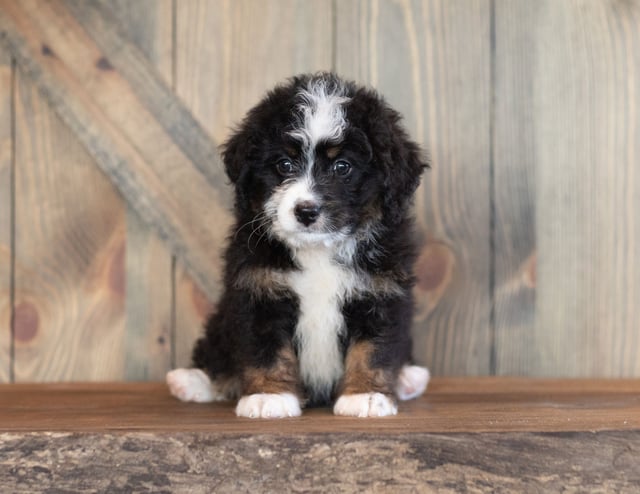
[264, 129, 377, 249]
[223, 74, 426, 250]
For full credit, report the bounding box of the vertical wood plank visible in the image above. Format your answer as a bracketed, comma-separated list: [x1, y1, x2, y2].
[102, 0, 174, 380]
[173, 0, 334, 367]
[533, 1, 640, 376]
[0, 49, 12, 382]
[493, 1, 538, 375]
[123, 212, 173, 380]
[13, 67, 126, 381]
[336, 0, 493, 375]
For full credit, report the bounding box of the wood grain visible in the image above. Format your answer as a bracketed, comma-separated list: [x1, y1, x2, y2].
[1, 378, 639, 433]
[175, 0, 334, 144]
[2, 380, 639, 491]
[492, 1, 538, 374]
[100, 0, 174, 380]
[101, 0, 173, 85]
[172, 0, 333, 367]
[0, 48, 11, 382]
[0, 0, 229, 298]
[13, 67, 126, 381]
[2, 0, 640, 382]
[123, 210, 173, 380]
[533, 1, 640, 376]
[1, 430, 638, 493]
[336, 0, 493, 375]
[63, 0, 230, 198]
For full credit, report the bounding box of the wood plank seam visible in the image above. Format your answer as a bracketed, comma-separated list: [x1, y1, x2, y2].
[489, 0, 498, 376]
[8, 54, 15, 384]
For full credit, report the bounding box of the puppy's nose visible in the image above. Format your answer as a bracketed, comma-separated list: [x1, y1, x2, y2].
[294, 201, 321, 226]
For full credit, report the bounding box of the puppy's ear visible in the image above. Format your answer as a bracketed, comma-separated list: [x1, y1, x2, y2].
[371, 105, 429, 224]
[221, 127, 250, 184]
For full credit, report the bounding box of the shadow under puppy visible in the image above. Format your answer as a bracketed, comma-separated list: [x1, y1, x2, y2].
[167, 73, 430, 418]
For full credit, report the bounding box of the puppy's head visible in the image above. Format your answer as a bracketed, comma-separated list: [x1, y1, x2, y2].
[223, 73, 427, 249]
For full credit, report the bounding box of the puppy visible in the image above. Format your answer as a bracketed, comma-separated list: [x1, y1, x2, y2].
[167, 73, 430, 418]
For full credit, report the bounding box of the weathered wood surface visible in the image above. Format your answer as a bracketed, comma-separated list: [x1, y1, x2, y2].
[172, 0, 333, 367]
[0, 0, 230, 299]
[1, 0, 640, 382]
[533, 1, 640, 377]
[1, 431, 639, 493]
[1, 379, 638, 434]
[0, 379, 639, 492]
[336, 0, 493, 375]
[123, 210, 174, 380]
[492, 1, 537, 375]
[12, 67, 126, 381]
[63, 0, 230, 198]
[0, 48, 11, 382]
[494, 0, 640, 378]
[102, 0, 175, 380]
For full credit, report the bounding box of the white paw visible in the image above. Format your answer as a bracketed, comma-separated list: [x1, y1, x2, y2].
[395, 365, 430, 401]
[333, 393, 398, 417]
[235, 393, 302, 419]
[166, 368, 216, 403]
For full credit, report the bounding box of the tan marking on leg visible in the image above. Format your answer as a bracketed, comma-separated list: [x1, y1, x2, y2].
[242, 346, 302, 398]
[339, 341, 394, 396]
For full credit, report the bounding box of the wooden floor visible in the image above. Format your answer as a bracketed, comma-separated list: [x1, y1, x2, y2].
[1, 378, 639, 493]
[1, 378, 640, 433]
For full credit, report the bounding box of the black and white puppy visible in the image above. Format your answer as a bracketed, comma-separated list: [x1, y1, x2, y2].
[167, 73, 430, 418]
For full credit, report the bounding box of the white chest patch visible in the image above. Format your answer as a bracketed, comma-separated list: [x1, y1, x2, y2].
[288, 246, 357, 400]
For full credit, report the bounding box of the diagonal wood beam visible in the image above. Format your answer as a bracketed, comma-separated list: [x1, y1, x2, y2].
[0, 0, 233, 299]
[64, 0, 230, 195]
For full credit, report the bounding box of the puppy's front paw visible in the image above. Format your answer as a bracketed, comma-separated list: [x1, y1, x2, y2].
[166, 368, 215, 403]
[333, 393, 398, 417]
[235, 393, 302, 419]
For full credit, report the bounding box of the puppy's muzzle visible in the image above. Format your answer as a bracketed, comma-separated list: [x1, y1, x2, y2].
[294, 201, 321, 226]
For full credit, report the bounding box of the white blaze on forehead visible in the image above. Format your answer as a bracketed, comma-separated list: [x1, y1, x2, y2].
[288, 79, 350, 156]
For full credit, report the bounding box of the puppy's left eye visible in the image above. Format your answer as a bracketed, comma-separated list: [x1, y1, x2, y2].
[332, 160, 351, 177]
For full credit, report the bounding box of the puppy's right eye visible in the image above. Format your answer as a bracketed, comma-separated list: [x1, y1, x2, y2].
[276, 159, 295, 176]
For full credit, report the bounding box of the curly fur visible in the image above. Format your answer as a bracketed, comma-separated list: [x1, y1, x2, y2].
[168, 73, 429, 417]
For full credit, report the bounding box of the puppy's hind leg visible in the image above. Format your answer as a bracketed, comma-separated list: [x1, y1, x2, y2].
[166, 368, 238, 403]
[395, 365, 430, 401]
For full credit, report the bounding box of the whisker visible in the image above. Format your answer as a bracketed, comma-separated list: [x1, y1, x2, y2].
[247, 215, 271, 253]
[253, 223, 272, 248]
[234, 212, 268, 240]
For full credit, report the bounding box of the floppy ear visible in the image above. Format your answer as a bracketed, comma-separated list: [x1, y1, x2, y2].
[221, 124, 262, 216]
[370, 105, 429, 224]
[221, 127, 250, 184]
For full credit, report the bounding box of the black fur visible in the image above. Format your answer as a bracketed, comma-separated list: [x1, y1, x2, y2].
[192, 73, 428, 406]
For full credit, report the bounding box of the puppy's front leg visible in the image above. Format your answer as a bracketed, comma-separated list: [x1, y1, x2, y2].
[333, 341, 398, 417]
[236, 346, 303, 419]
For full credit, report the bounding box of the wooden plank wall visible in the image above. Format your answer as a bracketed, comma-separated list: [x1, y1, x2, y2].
[106, 0, 175, 381]
[531, 1, 640, 377]
[336, 0, 493, 375]
[0, 48, 11, 382]
[0, 0, 638, 382]
[172, 0, 333, 367]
